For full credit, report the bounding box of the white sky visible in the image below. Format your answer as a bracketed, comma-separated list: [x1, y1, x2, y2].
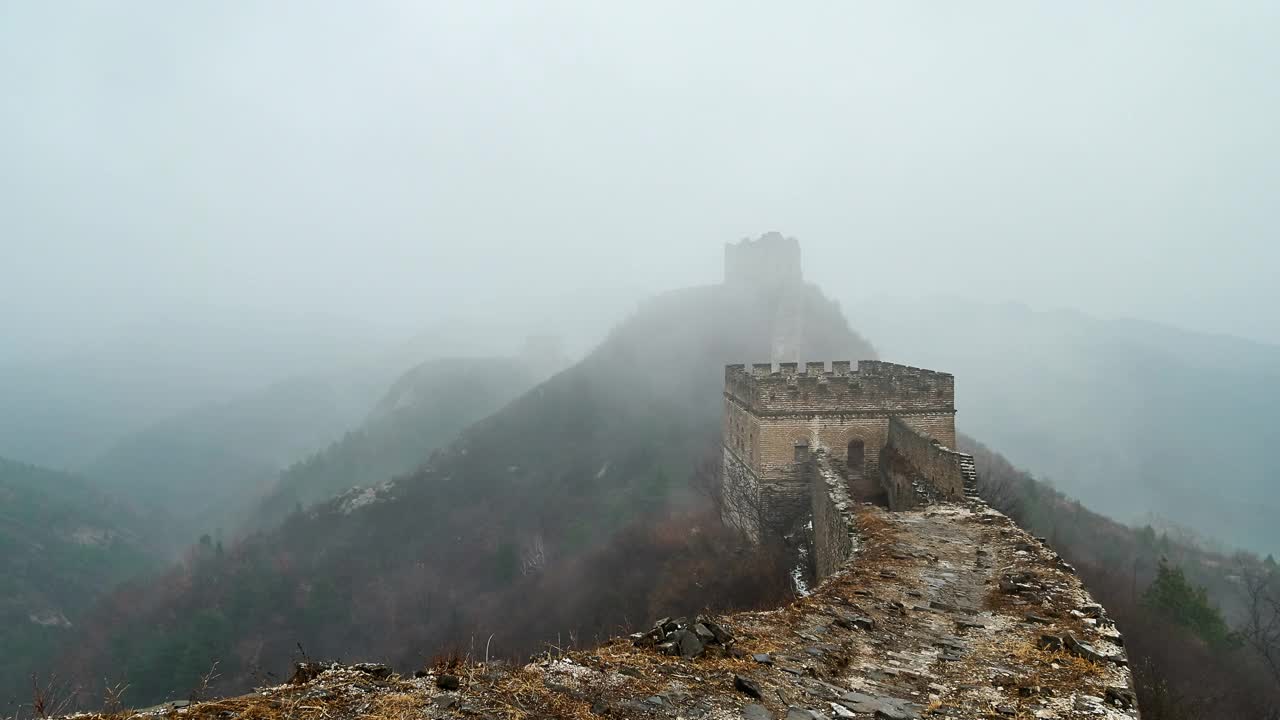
[3, 1, 1277, 354]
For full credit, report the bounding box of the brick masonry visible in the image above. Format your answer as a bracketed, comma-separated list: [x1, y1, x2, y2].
[879, 417, 968, 511]
[810, 451, 856, 581]
[721, 360, 961, 536]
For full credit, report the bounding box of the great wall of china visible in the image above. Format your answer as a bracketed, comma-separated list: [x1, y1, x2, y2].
[69, 235, 1138, 719]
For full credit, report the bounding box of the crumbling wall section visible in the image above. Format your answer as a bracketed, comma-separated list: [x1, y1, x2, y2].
[810, 451, 856, 581]
[879, 416, 969, 510]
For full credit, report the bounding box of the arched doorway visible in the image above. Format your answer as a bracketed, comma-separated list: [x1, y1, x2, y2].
[846, 439, 865, 479]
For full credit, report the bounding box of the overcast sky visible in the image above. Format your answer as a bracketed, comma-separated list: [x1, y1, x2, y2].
[3, 1, 1278, 356]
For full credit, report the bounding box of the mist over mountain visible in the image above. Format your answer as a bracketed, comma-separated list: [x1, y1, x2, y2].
[56, 279, 873, 706]
[0, 312, 401, 470]
[246, 352, 556, 532]
[0, 458, 155, 695]
[852, 297, 1280, 554]
[84, 373, 387, 551]
[3, 2, 1280, 718]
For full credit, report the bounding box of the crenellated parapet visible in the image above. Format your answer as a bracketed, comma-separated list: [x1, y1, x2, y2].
[724, 360, 955, 417]
[721, 360, 960, 536]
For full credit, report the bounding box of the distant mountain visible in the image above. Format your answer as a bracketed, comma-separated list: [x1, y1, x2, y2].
[84, 372, 389, 552]
[63, 281, 875, 705]
[851, 297, 1280, 554]
[0, 457, 155, 710]
[0, 312, 399, 469]
[245, 356, 546, 531]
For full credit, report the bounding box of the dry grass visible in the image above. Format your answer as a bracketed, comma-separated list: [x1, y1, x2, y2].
[476, 667, 595, 720]
[57, 504, 1134, 720]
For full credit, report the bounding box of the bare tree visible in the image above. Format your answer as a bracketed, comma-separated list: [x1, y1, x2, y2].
[975, 464, 1024, 518]
[1239, 561, 1280, 688]
[690, 454, 724, 516]
[102, 679, 130, 714]
[28, 675, 74, 720]
[520, 533, 547, 577]
[718, 458, 773, 542]
[188, 661, 220, 703]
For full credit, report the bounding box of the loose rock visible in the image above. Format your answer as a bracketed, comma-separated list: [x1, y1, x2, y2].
[735, 674, 764, 700]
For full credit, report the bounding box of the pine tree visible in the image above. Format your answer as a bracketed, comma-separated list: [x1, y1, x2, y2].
[1143, 559, 1237, 648]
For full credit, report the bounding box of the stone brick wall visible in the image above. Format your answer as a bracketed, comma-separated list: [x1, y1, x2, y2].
[878, 445, 926, 511]
[724, 361, 955, 426]
[810, 451, 856, 581]
[721, 360, 961, 536]
[759, 471, 811, 534]
[878, 417, 968, 511]
[722, 445, 811, 538]
[723, 361, 955, 502]
[722, 397, 762, 470]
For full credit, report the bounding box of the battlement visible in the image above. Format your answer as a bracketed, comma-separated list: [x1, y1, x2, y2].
[879, 416, 969, 510]
[722, 359, 960, 533]
[723, 232, 803, 287]
[724, 360, 955, 416]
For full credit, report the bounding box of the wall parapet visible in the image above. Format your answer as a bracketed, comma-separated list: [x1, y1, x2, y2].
[879, 416, 970, 510]
[810, 451, 856, 581]
[724, 360, 955, 417]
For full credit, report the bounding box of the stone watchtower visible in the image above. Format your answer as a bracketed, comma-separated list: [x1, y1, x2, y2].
[722, 360, 974, 537]
[724, 232, 807, 365]
[724, 232, 802, 288]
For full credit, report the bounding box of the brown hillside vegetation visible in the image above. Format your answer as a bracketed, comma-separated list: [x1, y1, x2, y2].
[38, 282, 872, 711]
[963, 436, 1280, 719]
[45, 500, 1139, 720]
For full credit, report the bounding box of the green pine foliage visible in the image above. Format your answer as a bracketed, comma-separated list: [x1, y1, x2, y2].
[1143, 559, 1238, 648]
[247, 357, 539, 530]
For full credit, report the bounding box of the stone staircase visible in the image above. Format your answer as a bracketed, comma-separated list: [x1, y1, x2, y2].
[958, 453, 979, 498]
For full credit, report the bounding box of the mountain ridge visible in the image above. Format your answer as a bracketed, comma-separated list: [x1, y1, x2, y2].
[57, 280, 875, 705]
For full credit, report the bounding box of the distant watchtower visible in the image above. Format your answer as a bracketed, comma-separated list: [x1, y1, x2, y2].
[722, 360, 970, 537]
[724, 232, 802, 288]
[724, 232, 807, 364]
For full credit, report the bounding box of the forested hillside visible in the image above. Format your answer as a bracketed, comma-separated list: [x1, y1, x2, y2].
[246, 356, 542, 530]
[963, 436, 1280, 718]
[856, 297, 1280, 554]
[0, 458, 155, 710]
[0, 315, 397, 470]
[84, 375, 385, 552]
[58, 281, 874, 707]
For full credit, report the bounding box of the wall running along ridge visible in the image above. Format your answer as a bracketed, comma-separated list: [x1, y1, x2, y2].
[94, 498, 1139, 720]
[56, 353, 1138, 719]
